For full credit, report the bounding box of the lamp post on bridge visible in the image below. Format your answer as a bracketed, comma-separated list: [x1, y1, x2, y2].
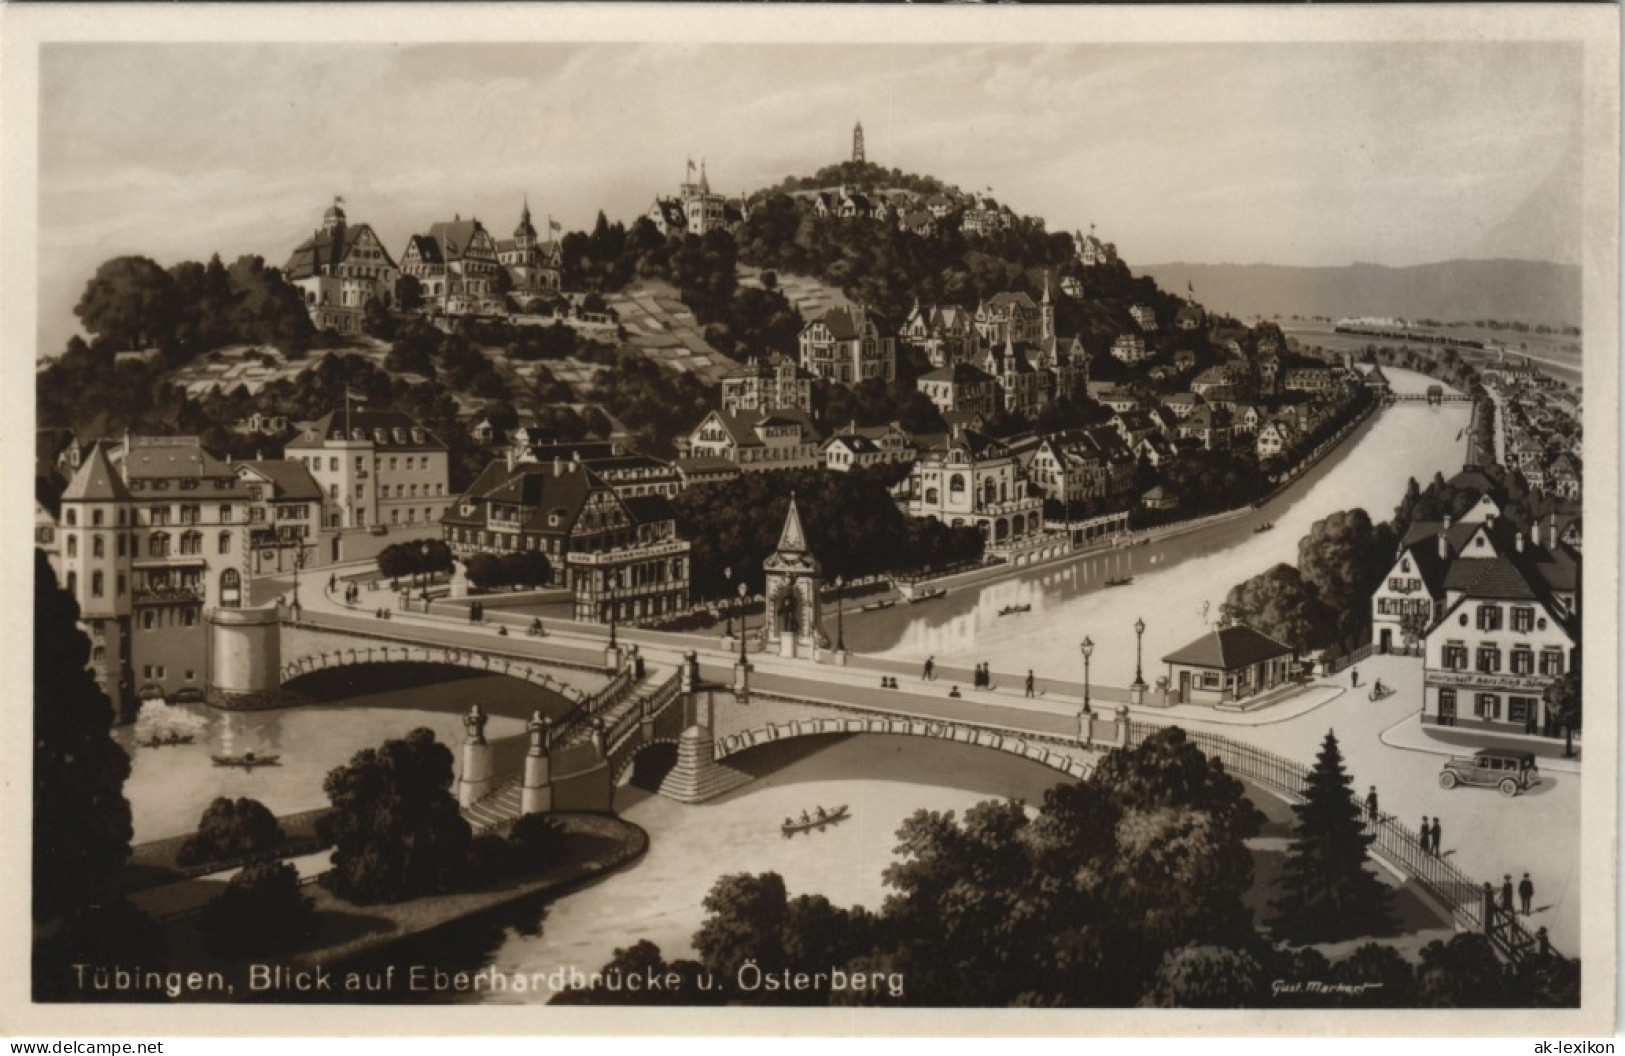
[1080, 635, 1093, 715]
[733, 580, 752, 702]
[604, 568, 622, 672]
[833, 574, 847, 665]
[1131, 616, 1147, 706]
[723, 565, 734, 639]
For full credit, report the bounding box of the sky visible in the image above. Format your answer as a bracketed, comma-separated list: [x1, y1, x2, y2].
[36, 40, 1584, 357]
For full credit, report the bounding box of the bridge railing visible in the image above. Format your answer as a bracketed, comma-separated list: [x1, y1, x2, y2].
[1124, 721, 1565, 967]
[606, 671, 686, 758]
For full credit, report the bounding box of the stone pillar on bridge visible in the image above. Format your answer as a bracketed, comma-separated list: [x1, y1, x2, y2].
[457, 704, 494, 809]
[733, 657, 752, 703]
[681, 651, 699, 694]
[521, 712, 553, 815]
[1115, 705, 1131, 748]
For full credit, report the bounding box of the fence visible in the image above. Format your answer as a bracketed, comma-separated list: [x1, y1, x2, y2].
[1125, 721, 1566, 967]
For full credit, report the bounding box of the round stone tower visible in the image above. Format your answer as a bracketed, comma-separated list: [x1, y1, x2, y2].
[207, 606, 282, 706]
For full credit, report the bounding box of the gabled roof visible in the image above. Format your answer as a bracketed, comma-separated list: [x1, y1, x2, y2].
[1162, 624, 1295, 670]
[425, 218, 492, 261]
[402, 234, 444, 265]
[236, 460, 322, 503]
[442, 459, 606, 534]
[61, 443, 132, 504]
[285, 222, 398, 280]
[1443, 557, 1539, 600]
[122, 439, 237, 482]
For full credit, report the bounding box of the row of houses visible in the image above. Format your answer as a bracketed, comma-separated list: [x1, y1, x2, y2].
[285, 199, 565, 331]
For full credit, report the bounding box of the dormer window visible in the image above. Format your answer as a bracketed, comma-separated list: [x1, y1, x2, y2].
[394, 428, 406, 444]
[374, 428, 387, 444]
[412, 428, 425, 444]
[352, 429, 365, 441]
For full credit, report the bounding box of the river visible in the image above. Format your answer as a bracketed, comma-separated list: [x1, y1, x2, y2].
[842, 367, 1471, 688]
[116, 671, 560, 842]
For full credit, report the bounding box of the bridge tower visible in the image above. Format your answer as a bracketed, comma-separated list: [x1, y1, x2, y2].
[207, 606, 283, 707]
[762, 495, 827, 659]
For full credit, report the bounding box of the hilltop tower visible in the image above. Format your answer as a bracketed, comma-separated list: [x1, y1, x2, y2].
[852, 119, 865, 164]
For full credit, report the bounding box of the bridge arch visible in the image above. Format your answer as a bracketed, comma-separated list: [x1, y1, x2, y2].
[280, 644, 591, 707]
[714, 717, 1092, 781]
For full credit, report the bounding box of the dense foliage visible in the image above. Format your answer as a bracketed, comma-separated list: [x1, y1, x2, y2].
[319, 728, 473, 904]
[671, 468, 984, 601]
[202, 861, 316, 958]
[176, 797, 286, 867]
[33, 552, 134, 922]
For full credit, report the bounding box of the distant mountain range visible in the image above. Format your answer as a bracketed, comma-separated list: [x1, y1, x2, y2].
[1138, 259, 1580, 328]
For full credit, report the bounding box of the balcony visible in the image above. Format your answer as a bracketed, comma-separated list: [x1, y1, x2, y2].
[133, 585, 204, 605]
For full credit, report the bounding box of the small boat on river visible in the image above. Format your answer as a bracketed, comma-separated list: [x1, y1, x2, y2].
[782, 805, 849, 836]
[211, 752, 281, 770]
[1104, 576, 1134, 588]
[908, 587, 947, 603]
[1254, 522, 1274, 534]
[859, 599, 896, 612]
[998, 603, 1031, 616]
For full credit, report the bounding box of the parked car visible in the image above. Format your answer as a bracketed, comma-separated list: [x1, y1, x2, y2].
[1439, 749, 1541, 796]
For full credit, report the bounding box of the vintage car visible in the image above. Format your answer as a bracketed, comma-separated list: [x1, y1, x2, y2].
[1438, 748, 1541, 796]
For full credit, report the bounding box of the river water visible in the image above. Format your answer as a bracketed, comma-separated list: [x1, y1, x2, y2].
[116, 672, 553, 842]
[843, 367, 1471, 688]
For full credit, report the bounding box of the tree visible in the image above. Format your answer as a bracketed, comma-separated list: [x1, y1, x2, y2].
[693, 872, 789, 984]
[1139, 944, 1268, 1007]
[507, 812, 568, 873]
[202, 861, 315, 958]
[1295, 509, 1397, 645]
[1221, 563, 1336, 652]
[1398, 608, 1431, 655]
[1267, 731, 1395, 943]
[396, 274, 423, 312]
[1328, 942, 1419, 1007]
[74, 256, 180, 350]
[33, 551, 133, 923]
[319, 727, 473, 904]
[1542, 669, 1581, 755]
[1415, 933, 1508, 1007]
[177, 796, 285, 866]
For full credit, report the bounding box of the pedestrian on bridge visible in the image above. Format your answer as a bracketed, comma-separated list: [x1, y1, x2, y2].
[923, 656, 936, 681]
[1419, 815, 1431, 854]
[1519, 872, 1534, 915]
[1365, 785, 1379, 824]
[1500, 874, 1514, 914]
[1351, 667, 1360, 688]
[1025, 671, 1035, 698]
[1429, 816, 1442, 857]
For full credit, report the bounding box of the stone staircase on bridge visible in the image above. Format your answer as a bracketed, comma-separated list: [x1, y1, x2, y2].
[463, 774, 525, 835]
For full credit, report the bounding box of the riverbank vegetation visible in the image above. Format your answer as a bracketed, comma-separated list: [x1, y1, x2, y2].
[559, 726, 1577, 1008]
[672, 467, 984, 601]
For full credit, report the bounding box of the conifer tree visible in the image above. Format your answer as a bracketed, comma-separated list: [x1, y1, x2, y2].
[1267, 730, 1395, 943]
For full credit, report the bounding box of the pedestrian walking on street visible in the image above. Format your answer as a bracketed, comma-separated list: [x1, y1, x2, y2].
[1351, 667, 1359, 688]
[1419, 816, 1431, 854]
[923, 656, 935, 681]
[328, 573, 337, 592]
[1365, 785, 1379, 824]
[1025, 670, 1035, 698]
[1429, 817, 1442, 857]
[1519, 873, 1534, 915]
[980, 663, 990, 689]
[1500, 874, 1514, 914]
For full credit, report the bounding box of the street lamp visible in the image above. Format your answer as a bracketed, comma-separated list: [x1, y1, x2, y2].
[1080, 635, 1094, 714]
[737, 580, 749, 664]
[834, 575, 846, 653]
[723, 565, 734, 637]
[1133, 617, 1147, 689]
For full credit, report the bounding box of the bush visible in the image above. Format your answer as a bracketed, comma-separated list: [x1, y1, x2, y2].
[467, 833, 513, 887]
[508, 813, 568, 874]
[176, 797, 284, 867]
[203, 861, 315, 959]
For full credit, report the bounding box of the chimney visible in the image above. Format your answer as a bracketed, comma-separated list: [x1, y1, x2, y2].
[1548, 512, 1558, 546]
[553, 455, 562, 475]
[1438, 529, 1449, 561]
[506, 448, 515, 471]
[1515, 531, 1524, 553]
[1531, 519, 1542, 548]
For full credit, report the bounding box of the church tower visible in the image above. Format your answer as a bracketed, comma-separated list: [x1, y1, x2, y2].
[852, 119, 865, 164]
[514, 195, 537, 252]
[1041, 270, 1056, 342]
[761, 495, 826, 658]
